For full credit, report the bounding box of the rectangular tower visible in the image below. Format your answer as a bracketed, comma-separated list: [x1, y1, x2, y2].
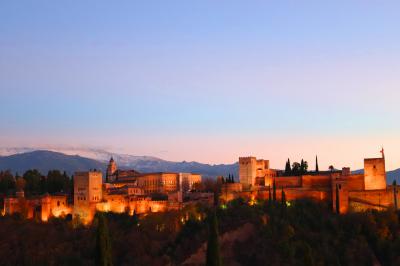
[364, 157, 386, 190]
[73, 171, 103, 223]
[239, 157, 258, 189]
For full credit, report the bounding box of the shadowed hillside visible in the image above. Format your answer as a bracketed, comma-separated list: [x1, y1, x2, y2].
[0, 150, 105, 175]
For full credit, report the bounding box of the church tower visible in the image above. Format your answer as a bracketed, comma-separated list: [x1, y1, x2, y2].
[106, 157, 117, 182]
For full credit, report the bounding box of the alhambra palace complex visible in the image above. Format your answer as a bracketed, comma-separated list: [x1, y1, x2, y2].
[3, 150, 399, 223]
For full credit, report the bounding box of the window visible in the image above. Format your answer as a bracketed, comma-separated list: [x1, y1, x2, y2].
[57, 201, 60, 206]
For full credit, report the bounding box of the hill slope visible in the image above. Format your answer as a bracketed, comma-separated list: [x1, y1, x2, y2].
[0, 150, 105, 175]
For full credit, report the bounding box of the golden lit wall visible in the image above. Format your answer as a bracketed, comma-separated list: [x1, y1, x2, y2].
[239, 157, 258, 188]
[364, 158, 386, 190]
[73, 171, 103, 223]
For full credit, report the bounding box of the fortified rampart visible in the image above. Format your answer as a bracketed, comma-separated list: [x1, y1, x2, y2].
[229, 152, 395, 214]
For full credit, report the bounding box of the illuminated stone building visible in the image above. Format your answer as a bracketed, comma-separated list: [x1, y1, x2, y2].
[73, 171, 103, 223]
[3, 191, 71, 221]
[70, 159, 205, 223]
[106, 158, 201, 194]
[239, 157, 278, 189]
[228, 150, 399, 214]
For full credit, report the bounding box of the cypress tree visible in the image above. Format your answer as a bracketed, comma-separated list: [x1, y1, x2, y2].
[132, 210, 139, 225]
[206, 210, 222, 266]
[315, 156, 319, 173]
[393, 180, 398, 210]
[95, 213, 113, 266]
[272, 179, 276, 202]
[335, 184, 340, 214]
[300, 159, 305, 174]
[281, 188, 286, 206]
[285, 159, 291, 176]
[268, 185, 272, 205]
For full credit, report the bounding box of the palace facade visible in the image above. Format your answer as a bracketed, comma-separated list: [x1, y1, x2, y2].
[4, 151, 398, 222]
[3, 158, 209, 224]
[221, 151, 399, 213]
[3, 191, 71, 221]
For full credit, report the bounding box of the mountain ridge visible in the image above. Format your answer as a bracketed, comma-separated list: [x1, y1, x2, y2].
[0, 149, 398, 182]
[0, 150, 238, 178]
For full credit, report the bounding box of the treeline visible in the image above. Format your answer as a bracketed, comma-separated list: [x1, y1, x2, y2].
[232, 199, 400, 265]
[284, 158, 309, 176]
[0, 169, 73, 196]
[0, 196, 400, 265]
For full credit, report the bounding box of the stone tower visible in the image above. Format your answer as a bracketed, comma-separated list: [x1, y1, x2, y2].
[364, 150, 386, 190]
[239, 157, 257, 189]
[106, 157, 117, 182]
[73, 171, 103, 223]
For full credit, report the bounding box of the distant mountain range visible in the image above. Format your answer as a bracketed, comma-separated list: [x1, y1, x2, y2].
[0, 148, 398, 183]
[0, 149, 238, 178]
[0, 150, 106, 176]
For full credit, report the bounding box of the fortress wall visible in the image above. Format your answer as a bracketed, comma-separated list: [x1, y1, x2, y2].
[149, 200, 168, 212]
[348, 189, 396, 210]
[275, 177, 301, 188]
[345, 174, 365, 191]
[236, 188, 330, 202]
[221, 183, 243, 202]
[301, 175, 331, 189]
[283, 188, 331, 201]
[332, 179, 349, 214]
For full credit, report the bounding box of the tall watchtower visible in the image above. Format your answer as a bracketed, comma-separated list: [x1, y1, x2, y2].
[73, 171, 103, 223]
[239, 157, 257, 189]
[364, 150, 386, 190]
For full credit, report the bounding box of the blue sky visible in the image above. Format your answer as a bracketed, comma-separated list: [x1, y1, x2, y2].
[1, 1, 400, 169]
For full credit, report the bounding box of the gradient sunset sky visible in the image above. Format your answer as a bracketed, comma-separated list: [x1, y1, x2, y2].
[1, 1, 400, 170]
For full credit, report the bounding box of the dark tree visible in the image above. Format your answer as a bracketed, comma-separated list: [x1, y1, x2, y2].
[329, 165, 335, 172]
[284, 159, 292, 176]
[336, 184, 340, 214]
[47, 170, 69, 193]
[393, 180, 398, 210]
[315, 156, 319, 173]
[95, 213, 113, 266]
[281, 188, 286, 206]
[132, 210, 139, 225]
[292, 162, 301, 176]
[300, 159, 308, 174]
[23, 169, 42, 195]
[268, 185, 272, 205]
[206, 210, 222, 266]
[272, 179, 277, 202]
[0, 170, 16, 195]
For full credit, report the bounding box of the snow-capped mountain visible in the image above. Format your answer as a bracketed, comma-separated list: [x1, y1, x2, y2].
[0, 147, 238, 178]
[0, 147, 163, 166]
